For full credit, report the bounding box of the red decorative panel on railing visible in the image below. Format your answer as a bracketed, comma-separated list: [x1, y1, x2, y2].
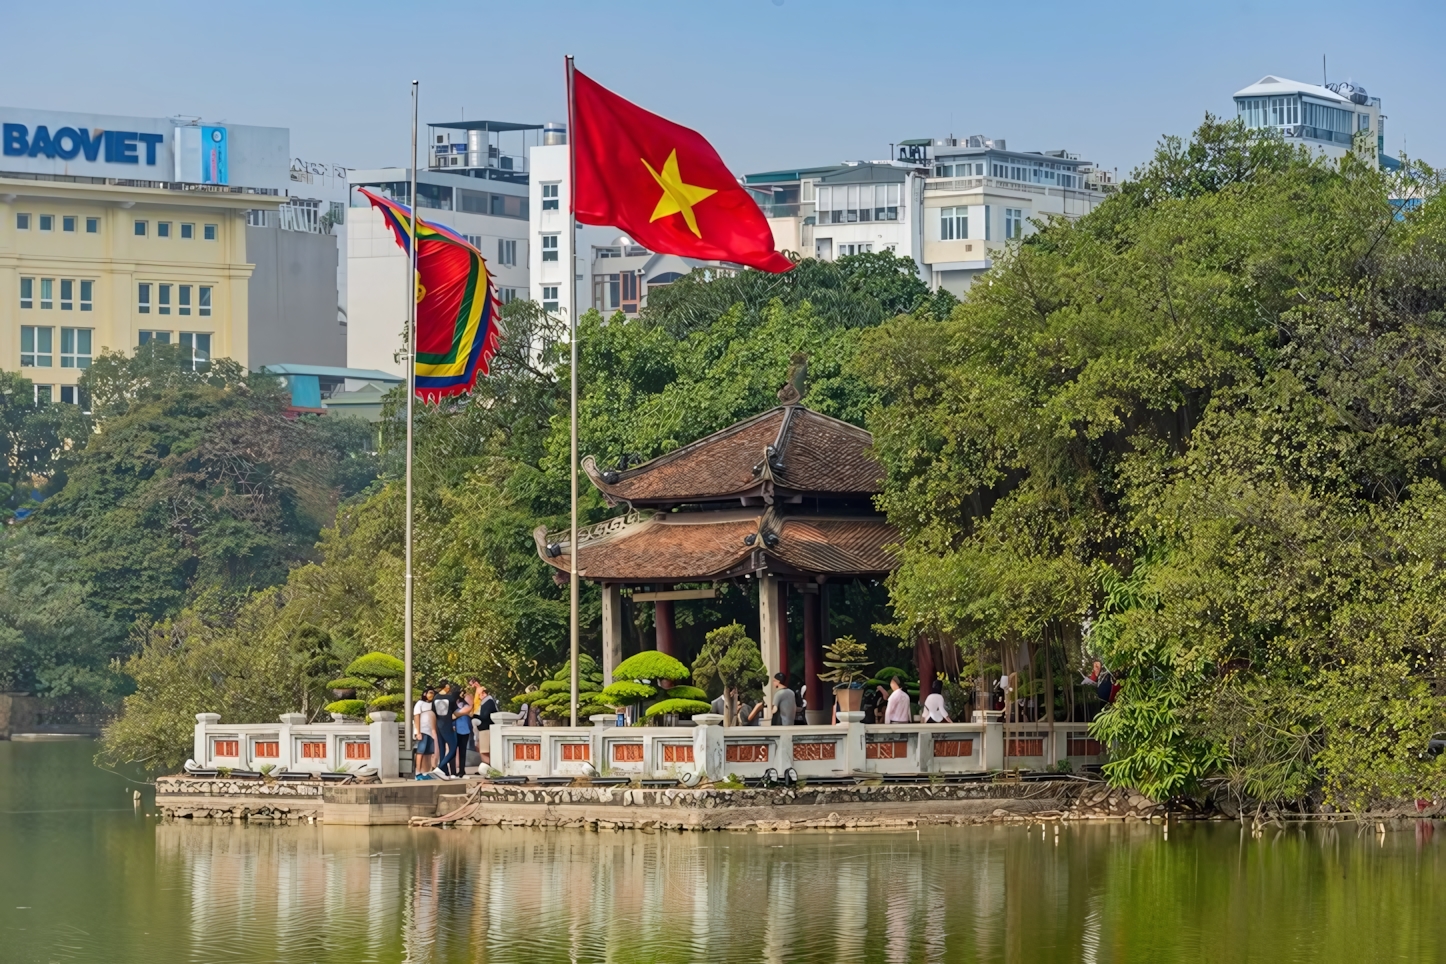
[726, 743, 768, 763]
[1067, 735, 1104, 756]
[662, 744, 694, 763]
[933, 738, 973, 758]
[1007, 738, 1045, 757]
[792, 742, 837, 761]
[866, 740, 908, 759]
[560, 743, 591, 761]
[513, 742, 541, 761]
[612, 743, 644, 762]
[213, 739, 239, 758]
[343, 741, 370, 760]
[253, 741, 280, 758]
[300, 742, 327, 759]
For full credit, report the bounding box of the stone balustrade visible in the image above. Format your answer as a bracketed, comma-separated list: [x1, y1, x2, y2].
[488, 712, 1104, 782]
[193, 712, 401, 778]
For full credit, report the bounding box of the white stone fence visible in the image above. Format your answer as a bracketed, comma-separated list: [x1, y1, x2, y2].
[488, 712, 1105, 782]
[194, 712, 402, 778]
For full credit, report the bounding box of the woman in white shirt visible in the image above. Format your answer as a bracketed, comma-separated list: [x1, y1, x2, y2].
[413, 686, 437, 778]
[922, 680, 952, 723]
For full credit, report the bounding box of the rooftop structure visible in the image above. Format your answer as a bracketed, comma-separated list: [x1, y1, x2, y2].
[1232, 75, 1397, 168]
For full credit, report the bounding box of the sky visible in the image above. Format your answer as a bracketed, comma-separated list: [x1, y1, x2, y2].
[3, 0, 1444, 178]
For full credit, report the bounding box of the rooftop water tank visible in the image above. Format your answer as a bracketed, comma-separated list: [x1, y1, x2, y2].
[466, 129, 487, 168]
[543, 122, 567, 146]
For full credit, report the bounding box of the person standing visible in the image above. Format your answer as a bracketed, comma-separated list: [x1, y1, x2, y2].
[452, 691, 472, 777]
[884, 676, 912, 724]
[413, 686, 437, 779]
[922, 680, 951, 723]
[469, 678, 497, 770]
[432, 681, 458, 780]
[768, 673, 796, 726]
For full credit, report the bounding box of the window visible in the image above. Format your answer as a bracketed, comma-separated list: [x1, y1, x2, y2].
[86, 217, 99, 234]
[498, 238, 517, 266]
[138, 331, 171, 345]
[60, 385, 86, 408]
[541, 234, 559, 261]
[180, 223, 194, 239]
[199, 286, 212, 317]
[157, 221, 171, 238]
[984, 205, 992, 241]
[62, 216, 76, 233]
[21, 326, 53, 367]
[158, 284, 172, 315]
[134, 220, 147, 236]
[80, 280, 93, 312]
[203, 224, 217, 240]
[499, 287, 518, 303]
[60, 328, 92, 369]
[19, 277, 33, 309]
[541, 286, 559, 312]
[137, 283, 151, 314]
[15, 213, 29, 230]
[541, 182, 560, 210]
[247, 210, 268, 227]
[60, 279, 73, 311]
[940, 206, 968, 240]
[40, 278, 53, 310]
[39, 215, 53, 232]
[180, 332, 211, 372]
[1005, 208, 1024, 240]
[179, 285, 191, 316]
[837, 243, 872, 257]
[33, 385, 52, 406]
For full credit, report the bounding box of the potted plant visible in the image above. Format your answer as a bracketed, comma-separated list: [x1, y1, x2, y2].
[819, 636, 872, 713]
[692, 622, 767, 726]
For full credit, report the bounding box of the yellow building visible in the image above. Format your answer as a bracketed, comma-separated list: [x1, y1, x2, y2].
[0, 108, 293, 403]
[0, 180, 282, 402]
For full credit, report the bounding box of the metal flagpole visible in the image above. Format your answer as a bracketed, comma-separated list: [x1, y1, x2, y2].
[566, 55, 580, 727]
[404, 80, 419, 768]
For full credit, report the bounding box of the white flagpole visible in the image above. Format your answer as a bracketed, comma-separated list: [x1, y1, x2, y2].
[566, 56, 580, 728]
[404, 80, 418, 767]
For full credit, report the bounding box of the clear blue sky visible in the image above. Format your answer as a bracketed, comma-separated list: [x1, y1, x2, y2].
[4, 0, 1442, 177]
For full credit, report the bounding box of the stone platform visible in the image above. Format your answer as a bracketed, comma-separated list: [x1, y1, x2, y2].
[156, 775, 448, 825]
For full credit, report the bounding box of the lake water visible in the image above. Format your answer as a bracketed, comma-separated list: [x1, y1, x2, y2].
[3, 739, 1444, 963]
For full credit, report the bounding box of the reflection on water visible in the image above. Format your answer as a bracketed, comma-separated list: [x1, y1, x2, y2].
[3, 740, 1446, 964]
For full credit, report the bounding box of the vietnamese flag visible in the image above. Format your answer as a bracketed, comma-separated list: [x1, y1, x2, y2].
[569, 65, 793, 274]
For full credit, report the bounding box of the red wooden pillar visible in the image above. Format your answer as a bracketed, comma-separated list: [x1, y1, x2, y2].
[915, 637, 936, 714]
[655, 585, 676, 657]
[803, 588, 826, 724]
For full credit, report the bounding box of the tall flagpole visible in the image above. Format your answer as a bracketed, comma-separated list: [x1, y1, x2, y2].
[404, 80, 418, 767]
[566, 55, 580, 727]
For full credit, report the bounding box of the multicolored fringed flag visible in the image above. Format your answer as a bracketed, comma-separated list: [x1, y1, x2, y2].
[359, 187, 502, 401]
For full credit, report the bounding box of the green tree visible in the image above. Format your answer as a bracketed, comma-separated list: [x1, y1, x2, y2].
[692, 622, 767, 725]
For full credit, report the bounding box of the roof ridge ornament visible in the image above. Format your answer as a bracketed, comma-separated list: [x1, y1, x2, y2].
[776, 352, 808, 405]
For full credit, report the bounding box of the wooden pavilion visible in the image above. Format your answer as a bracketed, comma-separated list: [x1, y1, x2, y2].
[534, 400, 900, 723]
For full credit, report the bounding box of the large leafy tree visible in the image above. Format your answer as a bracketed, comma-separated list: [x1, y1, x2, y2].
[861, 117, 1446, 808]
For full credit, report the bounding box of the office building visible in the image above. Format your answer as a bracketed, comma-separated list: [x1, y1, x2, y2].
[1233, 75, 1398, 169]
[589, 235, 735, 317]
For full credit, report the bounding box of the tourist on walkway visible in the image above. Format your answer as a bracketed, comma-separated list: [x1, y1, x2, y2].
[883, 676, 912, 724]
[452, 692, 472, 777]
[922, 680, 951, 723]
[768, 673, 796, 726]
[413, 686, 437, 778]
[432, 681, 458, 780]
[469, 678, 497, 769]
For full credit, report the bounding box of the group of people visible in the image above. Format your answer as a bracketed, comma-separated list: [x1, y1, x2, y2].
[411, 678, 498, 780]
[709, 673, 955, 726]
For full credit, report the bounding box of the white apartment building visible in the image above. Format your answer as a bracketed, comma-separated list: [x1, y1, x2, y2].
[747, 135, 1111, 296]
[1233, 76, 1397, 169]
[589, 235, 736, 317]
[345, 121, 538, 375]
[527, 126, 582, 323]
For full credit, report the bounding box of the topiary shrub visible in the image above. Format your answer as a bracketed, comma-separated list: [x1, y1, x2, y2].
[820, 636, 872, 686]
[659, 684, 709, 702]
[367, 693, 407, 713]
[644, 698, 713, 718]
[327, 676, 373, 692]
[600, 680, 657, 704]
[324, 699, 367, 718]
[346, 652, 405, 681]
[612, 651, 690, 683]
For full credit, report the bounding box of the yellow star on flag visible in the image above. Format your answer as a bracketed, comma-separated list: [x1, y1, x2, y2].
[642, 149, 717, 238]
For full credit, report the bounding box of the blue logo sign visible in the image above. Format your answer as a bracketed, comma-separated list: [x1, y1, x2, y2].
[2, 123, 163, 165]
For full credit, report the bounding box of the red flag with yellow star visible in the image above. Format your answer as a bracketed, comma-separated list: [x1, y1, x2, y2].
[569, 65, 793, 273]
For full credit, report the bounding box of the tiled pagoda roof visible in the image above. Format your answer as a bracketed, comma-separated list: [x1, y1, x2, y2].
[582, 405, 883, 507]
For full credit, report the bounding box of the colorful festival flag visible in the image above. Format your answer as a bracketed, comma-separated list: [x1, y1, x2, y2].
[359, 187, 502, 401]
[569, 67, 793, 274]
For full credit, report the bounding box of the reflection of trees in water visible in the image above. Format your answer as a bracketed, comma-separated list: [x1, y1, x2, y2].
[153, 821, 1446, 963]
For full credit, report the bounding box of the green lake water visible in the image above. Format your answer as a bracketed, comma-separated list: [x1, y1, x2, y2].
[2, 739, 1444, 963]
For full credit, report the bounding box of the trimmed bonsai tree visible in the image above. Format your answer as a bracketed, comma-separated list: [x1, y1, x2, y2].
[819, 636, 872, 713]
[601, 651, 692, 721]
[325, 651, 406, 717]
[692, 622, 767, 726]
[510, 656, 610, 720]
